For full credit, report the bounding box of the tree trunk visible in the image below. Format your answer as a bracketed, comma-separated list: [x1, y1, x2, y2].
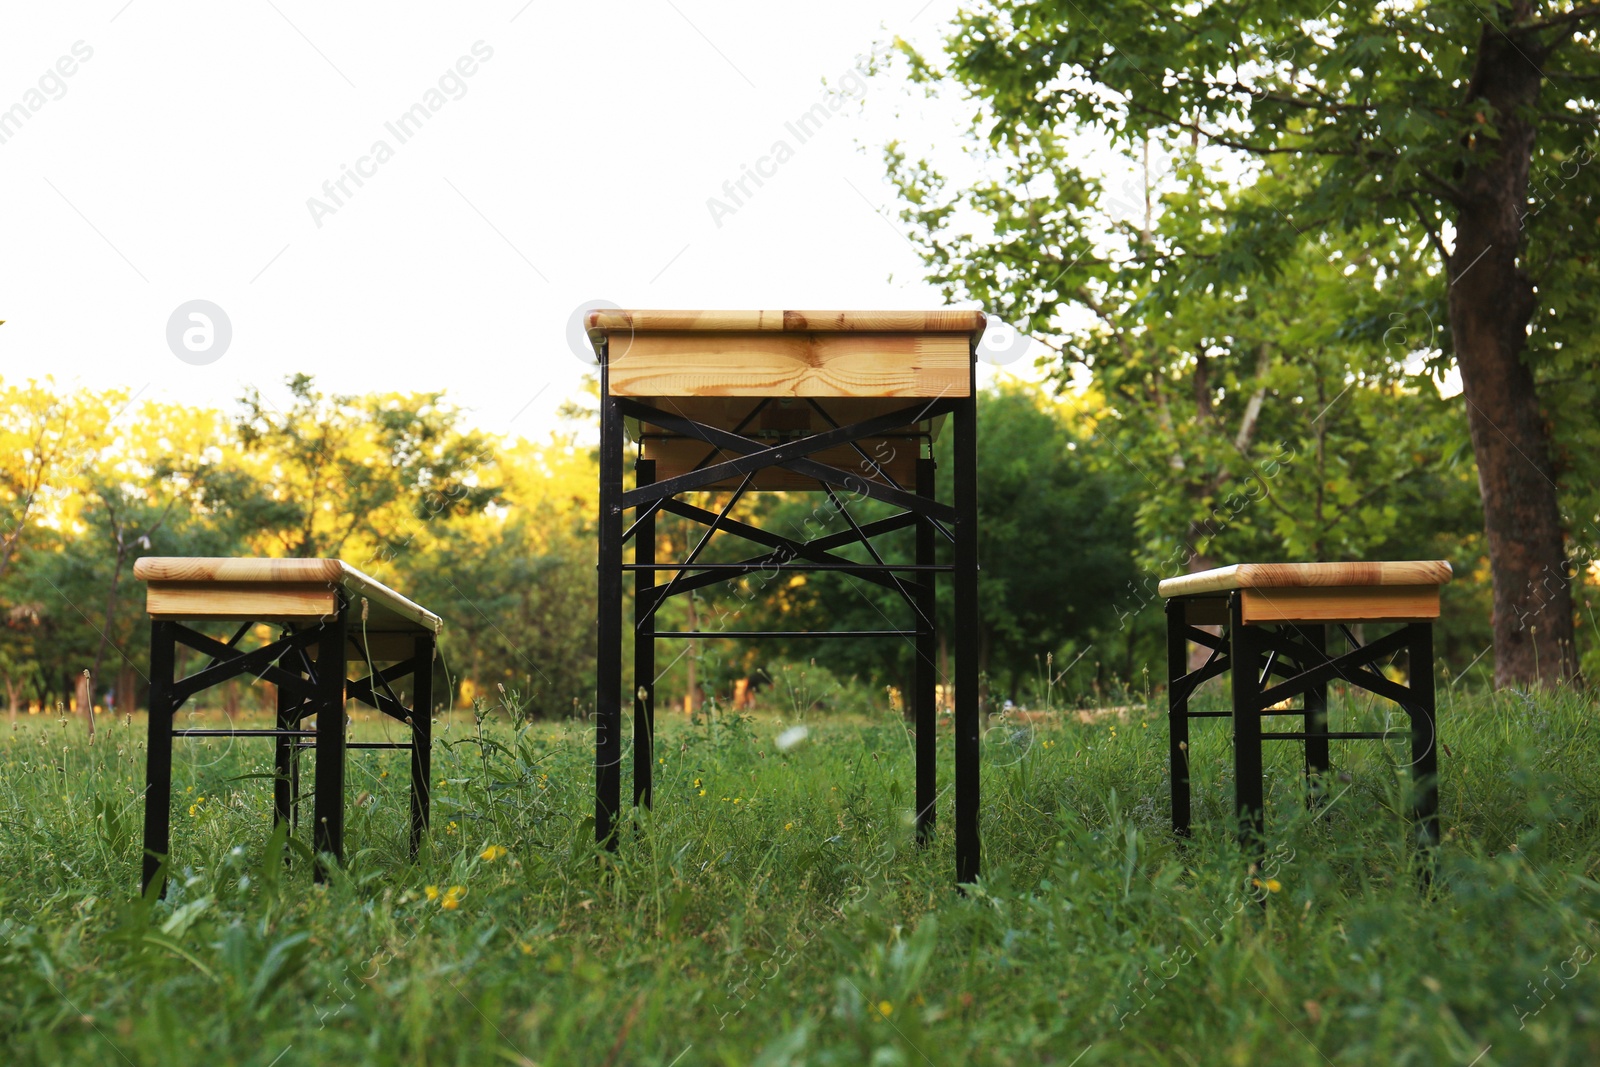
[76, 670, 95, 741]
[91, 547, 127, 689]
[117, 664, 138, 719]
[1449, 21, 1577, 687]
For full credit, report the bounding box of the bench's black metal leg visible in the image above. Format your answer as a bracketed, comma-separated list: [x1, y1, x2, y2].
[142, 620, 176, 896]
[596, 356, 624, 849]
[953, 390, 981, 885]
[1166, 599, 1192, 838]
[1407, 623, 1440, 850]
[915, 454, 938, 844]
[409, 632, 434, 859]
[1230, 594, 1265, 852]
[633, 458, 656, 812]
[1302, 623, 1329, 804]
[312, 613, 348, 880]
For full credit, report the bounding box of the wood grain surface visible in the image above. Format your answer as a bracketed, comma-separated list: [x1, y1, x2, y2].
[135, 557, 442, 633]
[1240, 585, 1442, 624]
[625, 396, 949, 441]
[1158, 561, 1452, 598]
[606, 331, 971, 398]
[585, 309, 988, 337]
[641, 437, 921, 491]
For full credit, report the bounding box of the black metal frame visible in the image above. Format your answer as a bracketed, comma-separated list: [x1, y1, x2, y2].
[1165, 593, 1439, 851]
[596, 347, 983, 884]
[141, 596, 435, 894]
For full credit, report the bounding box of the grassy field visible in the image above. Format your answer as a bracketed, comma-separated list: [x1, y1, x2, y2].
[1, 680, 1597, 1066]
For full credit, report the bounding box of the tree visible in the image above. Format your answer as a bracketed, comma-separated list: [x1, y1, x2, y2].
[880, 0, 1600, 685]
[403, 433, 598, 717]
[78, 401, 242, 694]
[234, 374, 500, 564]
[0, 379, 113, 582]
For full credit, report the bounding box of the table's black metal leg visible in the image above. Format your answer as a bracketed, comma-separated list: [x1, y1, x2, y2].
[312, 613, 348, 880]
[1407, 623, 1440, 850]
[1166, 599, 1192, 838]
[409, 632, 434, 859]
[596, 355, 624, 849]
[914, 453, 937, 844]
[953, 389, 981, 885]
[142, 620, 176, 896]
[1230, 594, 1265, 852]
[633, 458, 656, 812]
[1302, 623, 1329, 805]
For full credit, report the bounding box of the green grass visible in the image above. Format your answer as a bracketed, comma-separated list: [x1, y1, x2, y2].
[2, 683, 1598, 1065]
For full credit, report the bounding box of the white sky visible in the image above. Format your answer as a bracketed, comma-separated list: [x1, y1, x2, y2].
[1, 0, 1045, 441]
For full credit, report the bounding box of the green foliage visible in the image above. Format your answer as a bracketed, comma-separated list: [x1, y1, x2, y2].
[878, 0, 1600, 679]
[234, 373, 501, 559]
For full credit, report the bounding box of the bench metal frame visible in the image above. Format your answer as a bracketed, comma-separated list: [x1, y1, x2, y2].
[142, 594, 435, 894]
[1165, 592, 1439, 851]
[595, 347, 984, 884]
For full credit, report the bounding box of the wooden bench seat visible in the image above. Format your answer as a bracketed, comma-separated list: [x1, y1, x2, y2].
[134, 556, 441, 660]
[134, 556, 441, 893]
[1158, 561, 1453, 625]
[1159, 560, 1451, 854]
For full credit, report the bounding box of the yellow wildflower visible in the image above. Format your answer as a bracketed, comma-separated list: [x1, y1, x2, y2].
[480, 844, 508, 862]
[784, 822, 794, 831]
[441, 885, 466, 910]
[446, 821, 459, 836]
[424, 885, 440, 901]
[877, 1000, 894, 1018]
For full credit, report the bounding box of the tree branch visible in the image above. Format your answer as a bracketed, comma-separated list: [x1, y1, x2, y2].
[1512, 3, 1600, 35]
[1125, 102, 1357, 157]
[1407, 195, 1454, 263]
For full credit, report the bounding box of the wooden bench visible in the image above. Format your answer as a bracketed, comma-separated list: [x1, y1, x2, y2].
[1159, 561, 1451, 850]
[134, 557, 442, 893]
[585, 308, 990, 884]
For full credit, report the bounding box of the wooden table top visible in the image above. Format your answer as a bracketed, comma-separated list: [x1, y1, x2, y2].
[133, 557, 442, 633]
[1159, 561, 1453, 599]
[584, 309, 989, 339]
[585, 309, 987, 401]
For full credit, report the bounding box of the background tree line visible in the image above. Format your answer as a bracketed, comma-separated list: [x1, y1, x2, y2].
[0, 363, 1516, 723]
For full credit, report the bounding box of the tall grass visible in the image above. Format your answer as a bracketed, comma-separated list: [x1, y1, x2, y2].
[1, 682, 1596, 1064]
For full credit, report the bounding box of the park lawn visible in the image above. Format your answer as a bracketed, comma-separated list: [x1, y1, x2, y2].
[0, 684, 1597, 1066]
